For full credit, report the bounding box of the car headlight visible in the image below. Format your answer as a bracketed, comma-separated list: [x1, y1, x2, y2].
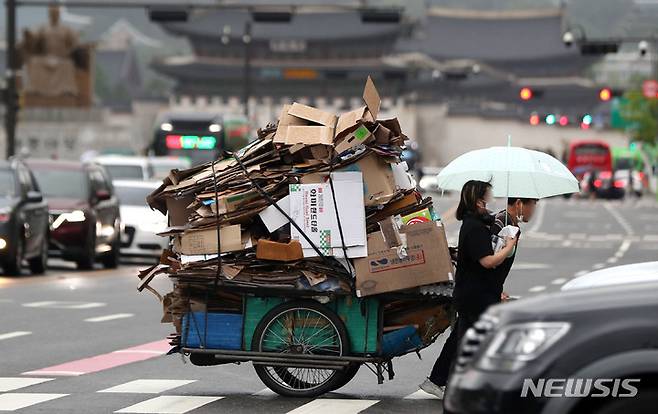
[476, 322, 570, 372]
[160, 122, 173, 132]
[209, 123, 222, 133]
[52, 210, 86, 229]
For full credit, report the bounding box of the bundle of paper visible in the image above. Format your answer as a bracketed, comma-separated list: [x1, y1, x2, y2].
[138, 77, 454, 341]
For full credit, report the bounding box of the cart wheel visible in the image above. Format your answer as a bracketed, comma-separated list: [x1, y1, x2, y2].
[252, 299, 350, 398]
[331, 363, 361, 391]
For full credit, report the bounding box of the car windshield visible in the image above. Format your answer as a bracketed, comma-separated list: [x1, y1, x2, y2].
[104, 165, 145, 180]
[114, 185, 151, 206]
[31, 168, 88, 199]
[0, 169, 16, 197]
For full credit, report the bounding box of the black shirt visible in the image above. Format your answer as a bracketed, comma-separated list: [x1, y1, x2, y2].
[453, 212, 498, 313]
[490, 210, 522, 290]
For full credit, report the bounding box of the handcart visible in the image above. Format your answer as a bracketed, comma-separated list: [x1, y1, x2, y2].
[175, 283, 453, 398]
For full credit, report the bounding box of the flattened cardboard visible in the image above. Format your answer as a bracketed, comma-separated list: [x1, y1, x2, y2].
[363, 76, 381, 119]
[341, 152, 396, 206]
[258, 195, 291, 233]
[274, 104, 307, 143]
[256, 239, 303, 262]
[167, 195, 195, 227]
[335, 124, 374, 154]
[285, 125, 334, 146]
[335, 76, 381, 140]
[177, 225, 243, 255]
[354, 221, 453, 297]
[288, 103, 337, 127]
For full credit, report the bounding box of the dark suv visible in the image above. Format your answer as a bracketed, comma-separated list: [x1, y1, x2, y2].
[0, 159, 49, 275]
[26, 160, 121, 269]
[444, 281, 658, 414]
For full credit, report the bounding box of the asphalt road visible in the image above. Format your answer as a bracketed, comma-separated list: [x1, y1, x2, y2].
[1, 195, 657, 413]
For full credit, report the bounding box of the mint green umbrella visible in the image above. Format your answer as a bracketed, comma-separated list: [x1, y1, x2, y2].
[437, 145, 579, 199]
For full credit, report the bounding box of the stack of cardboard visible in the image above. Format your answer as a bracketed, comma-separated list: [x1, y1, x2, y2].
[138, 78, 453, 339]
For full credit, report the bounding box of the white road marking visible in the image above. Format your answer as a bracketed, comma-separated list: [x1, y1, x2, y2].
[561, 240, 573, 247]
[603, 202, 634, 235]
[643, 235, 658, 241]
[511, 263, 550, 270]
[0, 393, 68, 411]
[0, 331, 31, 341]
[592, 263, 606, 270]
[528, 286, 546, 293]
[551, 278, 568, 285]
[22, 370, 84, 376]
[85, 313, 134, 323]
[99, 380, 195, 394]
[22, 301, 106, 309]
[568, 233, 587, 240]
[253, 388, 277, 396]
[404, 390, 439, 400]
[607, 257, 619, 264]
[115, 396, 223, 414]
[0, 377, 53, 392]
[619, 240, 632, 253]
[574, 270, 589, 277]
[286, 399, 380, 414]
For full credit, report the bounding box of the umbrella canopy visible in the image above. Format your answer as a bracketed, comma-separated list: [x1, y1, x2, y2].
[437, 146, 579, 199]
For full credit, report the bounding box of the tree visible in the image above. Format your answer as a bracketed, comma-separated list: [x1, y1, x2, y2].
[620, 89, 658, 145]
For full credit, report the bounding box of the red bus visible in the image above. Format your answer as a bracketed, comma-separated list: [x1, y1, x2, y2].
[566, 140, 613, 180]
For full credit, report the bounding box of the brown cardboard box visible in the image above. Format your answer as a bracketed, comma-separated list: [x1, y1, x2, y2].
[256, 239, 303, 262]
[341, 152, 396, 206]
[177, 225, 243, 255]
[274, 103, 337, 145]
[354, 221, 453, 297]
[336, 76, 381, 140]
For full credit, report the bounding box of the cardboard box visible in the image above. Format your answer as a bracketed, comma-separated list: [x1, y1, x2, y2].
[341, 153, 396, 206]
[207, 189, 260, 215]
[289, 171, 367, 258]
[274, 103, 337, 146]
[177, 225, 244, 255]
[401, 208, 432, 225]
[256, 239, 303, 262]
[335, 124, 374, 155]
[336, 76, 381, 140]
[354, 221, 453, 297]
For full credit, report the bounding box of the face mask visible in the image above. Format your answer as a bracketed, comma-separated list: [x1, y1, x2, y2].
[516, 205, 525, 223]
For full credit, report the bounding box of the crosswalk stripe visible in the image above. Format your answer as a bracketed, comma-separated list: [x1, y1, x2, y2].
[528, 286, 546, 293]
[286, 399, 379, 414]
[0, 393, 68, 411]
[0, 377, 53, 392]
[0, 331, 31, 341]
[85, 313, 134, 323]
[115, 395, 223, 413]
[403, 390, 439, 400]
[253, 388, 276, 396]
[99, 380, 196, 394]
[551, 278, 567, 285]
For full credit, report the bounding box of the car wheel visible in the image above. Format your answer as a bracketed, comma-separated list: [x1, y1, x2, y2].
[28, 238, 48, 275]
[3, 238, 23, 276]
[101, 237, 120, 269]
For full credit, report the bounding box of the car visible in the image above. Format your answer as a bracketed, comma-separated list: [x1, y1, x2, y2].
[613, 169, 645, 197]
[0, 159, 49, 275]
[149, 156, 191, 180]
[26, 159, 121, 270]
[562, 261, 658, 291]
[94, 155, 153, 181]
[113, 180, 168, 259]
[444, 281, 658, 414]
[581, 170, 624, 199]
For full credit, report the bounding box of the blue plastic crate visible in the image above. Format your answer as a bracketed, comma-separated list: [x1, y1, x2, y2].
[182, 312, 243, 350]
[381, 325, 422, 356]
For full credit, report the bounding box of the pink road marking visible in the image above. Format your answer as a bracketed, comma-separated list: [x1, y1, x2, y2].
[22, 340, 171, 376]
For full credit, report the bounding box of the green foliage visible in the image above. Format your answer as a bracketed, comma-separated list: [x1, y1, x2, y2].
[620, 89, 658, 144]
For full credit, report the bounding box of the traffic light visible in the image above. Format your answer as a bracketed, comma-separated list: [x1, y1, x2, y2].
[581, 114, 592, 129]
[519, 87, 533, 101]
[545, 114, 556, 125]
[559, 115, 569, 126]
[579, 41, 620, 55]
[529, 113, 540, 126]
[599, 88, 612, 101]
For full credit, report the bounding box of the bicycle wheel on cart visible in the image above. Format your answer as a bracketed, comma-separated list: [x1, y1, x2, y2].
[252, 300, 351, 397]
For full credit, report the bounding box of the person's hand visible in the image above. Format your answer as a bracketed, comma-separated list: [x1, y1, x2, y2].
[503, 236, 517, 251]
[501, 292, 510, 302]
